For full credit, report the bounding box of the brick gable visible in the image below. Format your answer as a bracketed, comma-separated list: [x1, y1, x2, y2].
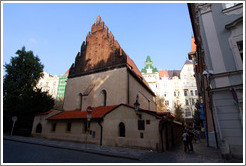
[69, 16, 127, 78]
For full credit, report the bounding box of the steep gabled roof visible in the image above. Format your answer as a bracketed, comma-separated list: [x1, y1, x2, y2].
[68, 16, 154, 96]
[167, 70, 181, 78]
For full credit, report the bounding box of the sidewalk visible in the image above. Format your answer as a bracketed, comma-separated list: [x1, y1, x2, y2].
[3, 135, 151, 161]
[3, 135, 243, 163]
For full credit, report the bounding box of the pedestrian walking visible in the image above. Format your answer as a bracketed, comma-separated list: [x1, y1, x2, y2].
[188, 128, 194, 152]
[197, 129, 201, 142]
[182, 129, 189, 152]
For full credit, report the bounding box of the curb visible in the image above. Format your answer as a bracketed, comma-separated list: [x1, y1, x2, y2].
[3, 137, 140, 161]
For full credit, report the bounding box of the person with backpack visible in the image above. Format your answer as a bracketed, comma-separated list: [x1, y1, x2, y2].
[188, 128, 194, 152]
[182, 129, 189, 152]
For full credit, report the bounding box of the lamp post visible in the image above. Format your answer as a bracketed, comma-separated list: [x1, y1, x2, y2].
[134, 95, 141, 119]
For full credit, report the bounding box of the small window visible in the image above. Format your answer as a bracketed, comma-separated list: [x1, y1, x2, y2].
[192, 99, 195, 105]
[140, 132, 144, 139]
[190, 90, 193, 96]
[165, 100, 169, 106]
[184, 91, 188, 96]
[185, 109, 192, 117]
[237, 41, 243, 61]
[52, 123, 56, 132]
[195, 90, 198, 96]
[92, 131, 96, 138]
[186, 99, 189, 106]
[174, 91, 176, 96]
[146, 120, 150, 125]
[67, 122, 72, 132]
[138, 120, 145, 130]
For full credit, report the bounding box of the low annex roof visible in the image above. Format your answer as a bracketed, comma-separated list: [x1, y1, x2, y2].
[47, 104, 169, 120]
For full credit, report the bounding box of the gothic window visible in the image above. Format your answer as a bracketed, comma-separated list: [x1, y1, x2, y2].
[78, 93, 82, 110]
[101, 90, 107, 106]
[36, 123, 42, 133]
[119, 122, 125, 137]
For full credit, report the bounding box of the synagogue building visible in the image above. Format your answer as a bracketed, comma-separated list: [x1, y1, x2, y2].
[32, 16, 183, 151]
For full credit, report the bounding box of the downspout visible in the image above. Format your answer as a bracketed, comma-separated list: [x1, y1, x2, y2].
[97, 120, 103, 146]
[159, 120, 164, 152]
[207, 75, 219, 149]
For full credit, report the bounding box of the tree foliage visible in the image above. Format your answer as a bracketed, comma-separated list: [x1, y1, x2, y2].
[193, 101, 203, 127]
[3, 47, 54, 135]
[174, 103, 184, 123]
[53, 98, 64, 111]
[156, 96, 167, 112]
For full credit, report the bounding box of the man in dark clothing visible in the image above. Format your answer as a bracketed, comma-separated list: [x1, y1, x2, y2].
[182, 129, 189, 152]
[188, 129, 194, 152]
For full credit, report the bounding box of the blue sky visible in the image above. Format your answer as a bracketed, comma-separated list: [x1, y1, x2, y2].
[3, 2, 193, 76]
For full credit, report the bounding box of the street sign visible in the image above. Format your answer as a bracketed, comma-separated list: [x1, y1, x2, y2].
[86, 106, 93, 115]
[11, 116, 17, 136]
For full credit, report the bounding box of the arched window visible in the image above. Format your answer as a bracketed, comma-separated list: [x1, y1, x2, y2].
[101, 90, 107, 106]
[36, 123, 42, 133]
[78, 93, 82, 110]
[119, 122, 125, 137]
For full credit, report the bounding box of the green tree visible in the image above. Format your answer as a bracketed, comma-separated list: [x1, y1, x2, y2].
[193, 101, 203, 127]
[3, 46, 54, 135]
[174, 103, 184, 123]
[53, 98, 64, 111]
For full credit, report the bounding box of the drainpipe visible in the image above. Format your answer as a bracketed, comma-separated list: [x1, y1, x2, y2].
[159, 120, 164, 152]
[207, 75, 219, 149]
[97, 120, 103, 146]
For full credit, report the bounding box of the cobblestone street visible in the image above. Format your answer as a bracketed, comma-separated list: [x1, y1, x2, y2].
[3, 135, 243, 163]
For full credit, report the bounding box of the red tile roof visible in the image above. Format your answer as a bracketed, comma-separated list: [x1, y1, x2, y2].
[159, 70, 168, 78]
[48, 105, 119, 120]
